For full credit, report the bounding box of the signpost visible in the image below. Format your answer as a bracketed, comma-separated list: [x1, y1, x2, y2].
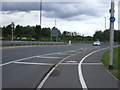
[11, 22, 15, 42]
[51, 27, 58, 42]
[109, 0, 115, 70]
[109, 16, 115, 22]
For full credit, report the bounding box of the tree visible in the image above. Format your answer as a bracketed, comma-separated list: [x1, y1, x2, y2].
[114, 30, 120, 42]
[41, 28, 51, 37]
[102, 30, 110, 41]
[93, 30, 103, 41]
[14, 25, 23, 37]
[34, 25, 41, 40]
[93, 29, 120, 42]
[2, 25, 12, 37]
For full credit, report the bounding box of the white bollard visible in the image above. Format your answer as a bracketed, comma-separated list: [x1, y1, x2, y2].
[69, 40, 71, 45]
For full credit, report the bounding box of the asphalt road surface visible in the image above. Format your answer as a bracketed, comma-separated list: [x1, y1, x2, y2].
[1, 44, 120, 89]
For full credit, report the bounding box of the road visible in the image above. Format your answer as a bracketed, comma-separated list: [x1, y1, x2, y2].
[1, 44, 120, 89]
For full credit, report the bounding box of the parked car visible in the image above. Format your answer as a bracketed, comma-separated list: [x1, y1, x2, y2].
[93, 41, 101, 46]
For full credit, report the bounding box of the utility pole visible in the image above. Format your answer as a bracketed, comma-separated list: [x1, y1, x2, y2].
[109, 0, 115, 70]
[39, 0, 42, 41]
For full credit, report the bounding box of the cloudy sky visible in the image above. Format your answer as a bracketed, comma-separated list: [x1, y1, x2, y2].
[0, 0, 119, 36]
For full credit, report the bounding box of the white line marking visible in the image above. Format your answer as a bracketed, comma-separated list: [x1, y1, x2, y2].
[78, 47, 109, 89]
[37, 49, 94, 88]
[66, 60, 77, 63]
[14, 62, 54, 66]
[0, 52, 68, 67]
[36, 56, 61, 59]
[43, 53, 58, 56]
[66, 51, 76, 53]
[0, 50, 78, 67]
[0, 56, 37, 66]
[37, 52, 80, 89]
[54, 52, 63, 54]
[57, 53, 71, 55]
[0, 48, 92, 67]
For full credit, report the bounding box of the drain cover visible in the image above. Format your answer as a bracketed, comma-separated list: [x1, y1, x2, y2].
[50, 70, 61, 77]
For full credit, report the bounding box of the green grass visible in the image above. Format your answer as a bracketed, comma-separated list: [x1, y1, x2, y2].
[101, 47, 120, 81]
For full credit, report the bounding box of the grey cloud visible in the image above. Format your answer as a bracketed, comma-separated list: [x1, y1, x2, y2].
[2, 2, 108, 20]
[2, 2, 40, 11]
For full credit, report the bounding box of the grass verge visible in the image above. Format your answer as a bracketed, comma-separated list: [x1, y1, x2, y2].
[2, 43, 66, 47]
[101, 47, 120, 81]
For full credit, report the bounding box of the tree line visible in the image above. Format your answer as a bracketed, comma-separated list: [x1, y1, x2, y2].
[1, 24, 120, 42]
[2, 25, 52, 41]
[1, 24, 93, 42]
[93, 29, 120, 42]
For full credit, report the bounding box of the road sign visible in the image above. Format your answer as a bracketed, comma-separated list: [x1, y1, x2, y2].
[51, 27, 58, 37]
[109, 17, 115, 22]
[109, 9, 115, 13]
[11, 22, 15, 28]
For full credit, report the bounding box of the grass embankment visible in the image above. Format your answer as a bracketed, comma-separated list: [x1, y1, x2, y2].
[101, 47, 120, 81]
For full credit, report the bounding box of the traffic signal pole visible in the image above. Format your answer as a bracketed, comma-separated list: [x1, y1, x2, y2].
[109, 0, 115, 70]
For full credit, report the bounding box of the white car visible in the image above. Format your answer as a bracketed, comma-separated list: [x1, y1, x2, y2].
[93, 41, 101, 46]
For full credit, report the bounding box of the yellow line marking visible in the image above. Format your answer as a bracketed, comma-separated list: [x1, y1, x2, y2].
[60, 63, 79, 65]
[82, 63, 102, 65]
[60, 63, 102, 65]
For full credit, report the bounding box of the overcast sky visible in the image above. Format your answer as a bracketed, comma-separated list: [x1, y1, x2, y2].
[0, 0, 119, 36]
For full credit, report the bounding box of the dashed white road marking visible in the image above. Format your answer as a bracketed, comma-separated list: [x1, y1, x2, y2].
[66, 51, 77, 53]
[36, 56, 61, 59]
[14, 62, 54, 66]
[78, 47, 108, 90]
[66, 60, 77, 63]
[57, 53, 72, 55]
